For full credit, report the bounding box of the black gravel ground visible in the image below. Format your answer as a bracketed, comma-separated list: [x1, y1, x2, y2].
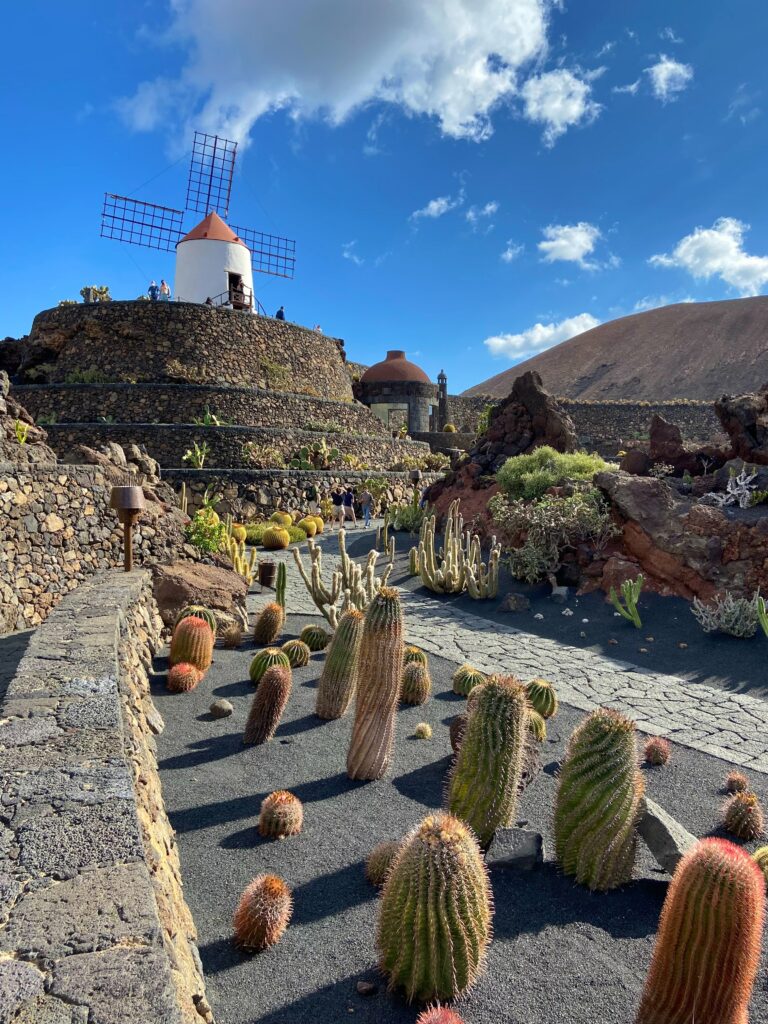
[153, 614, 768, 1024]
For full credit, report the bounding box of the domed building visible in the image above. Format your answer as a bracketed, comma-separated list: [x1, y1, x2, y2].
[358, 350, 438, 435]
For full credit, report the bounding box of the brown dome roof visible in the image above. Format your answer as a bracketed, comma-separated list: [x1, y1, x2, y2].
[360, 350, 431, 385]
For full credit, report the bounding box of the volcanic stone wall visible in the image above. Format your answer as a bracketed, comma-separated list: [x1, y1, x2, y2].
[0, 571, 210, 1022]
[28, 301, 355, 399]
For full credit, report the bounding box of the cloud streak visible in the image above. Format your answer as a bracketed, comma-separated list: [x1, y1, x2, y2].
[484, 312, 601, 359]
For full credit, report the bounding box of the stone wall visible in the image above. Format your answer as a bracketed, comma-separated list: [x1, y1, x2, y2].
[14, 382, 389, 436]
[27, 301, 355, 400]
[412, 430, 474, 453]
[445, 394, 490, 432]
[0, 571, 210, 1022]
[43, 423, 430, 472]
[0, 461, 188, 632]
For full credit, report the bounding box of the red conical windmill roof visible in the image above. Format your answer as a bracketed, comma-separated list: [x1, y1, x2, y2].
[179, 211, 247, 247]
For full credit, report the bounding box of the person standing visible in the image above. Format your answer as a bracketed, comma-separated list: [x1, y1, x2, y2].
[359, 487, 372, 529]
[159, 279, 171, 302]
[305, 481, 319, 515]
[275, 305, 285, 320]
[343, 486, 357, 528]
[148, 280, 159, 301]
[331, 485, 344, 530]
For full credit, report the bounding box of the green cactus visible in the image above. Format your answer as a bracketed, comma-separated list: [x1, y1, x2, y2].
[316, 609, 365, 720]
[401, 662, 431, 706]
[169, 615, 213, 673]
[722, 791, 765, 840]
[254, 601, 285, 645]
[449, 711, 468, 754]
[528, 707, 546, 742]
[753, 845, 768, 883]
[167, 662, 202, 693]
[263, 525, 290, 550]
[403, 645, 427, 667]
[233, 874, 292, 951]
[281, 639, 311, 668]
[365, 840, 400, 887]
[609, 573, 644, 628]
[408, 545, 419, 576]
[249, 647, 291, 685]
[377, 812, 492, 1003]
[525, 677, 558, 719]
[244, 665, 293, 744]
[446, 674, 528, 847]
[635, 838, 765, 1024]
[175, 605, 217, 635]
[258, 790, 303, 838]
[451, 663, 486, 697]
[300, 623, 330, 651]
[758, 595, 768, 637]
[347, 587, 404, 780]
[276, 562, 287, 609]
[554, 707, 644, 891]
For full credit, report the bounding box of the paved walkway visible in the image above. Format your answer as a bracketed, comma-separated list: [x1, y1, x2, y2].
[251, 532, 768, 775]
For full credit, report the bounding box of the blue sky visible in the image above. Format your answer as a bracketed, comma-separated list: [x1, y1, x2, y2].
[1, 1, 766, 393]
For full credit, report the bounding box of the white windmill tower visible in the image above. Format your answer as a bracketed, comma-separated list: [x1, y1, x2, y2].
[100, 132, 296, 312]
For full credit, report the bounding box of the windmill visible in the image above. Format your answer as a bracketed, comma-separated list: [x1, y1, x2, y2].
[100, 132, 295, 313]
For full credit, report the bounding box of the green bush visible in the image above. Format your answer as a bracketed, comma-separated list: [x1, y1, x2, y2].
[496, 446, 613, 501]
[244, 522, 307, 546]
[391, 501, 426, 533]
[476, 403, 495, 435]
[184, 510, 227, 553]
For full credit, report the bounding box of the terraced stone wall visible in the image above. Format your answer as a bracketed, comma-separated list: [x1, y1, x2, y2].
[0, 571, 210, 1022]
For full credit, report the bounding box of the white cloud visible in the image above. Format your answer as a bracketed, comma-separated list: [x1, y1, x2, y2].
[538, 221, 603, 269]
[520, 69, 601, 145]
[726, 84, 761, 125]
[613, 79, 640, 95]
[659, 27, 683, 44]
[596, 41, 615, 58]
[466, 201, 499, 230]
[119, 0, 553, 144]
[410, 192, 464, 220]
[484, 312, 601, 359]
[645, 55, 693, 103]
[342, 240, 364, 265]
[649, 217, 768, 297]
[633, 294, 695, 312]
[501, 240, 524, 262]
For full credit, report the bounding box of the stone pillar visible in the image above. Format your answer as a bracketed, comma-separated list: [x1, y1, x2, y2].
[437, 370, 448, 430]
[408, 395, 431, 434]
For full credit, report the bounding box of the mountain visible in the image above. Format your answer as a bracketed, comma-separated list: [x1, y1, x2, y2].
[463, 298, 768, 400]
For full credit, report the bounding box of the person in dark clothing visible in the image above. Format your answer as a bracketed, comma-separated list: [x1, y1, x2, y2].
[330, 485, 344, 530]
[342, 487, 357, 528]
[275, 306, 285, 320]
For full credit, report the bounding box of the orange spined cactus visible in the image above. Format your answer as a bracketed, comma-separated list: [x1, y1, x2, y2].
[233, 874, 292, 951]
[169, 614, 213, 672]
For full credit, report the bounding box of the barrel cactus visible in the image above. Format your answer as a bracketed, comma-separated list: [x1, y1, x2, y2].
[635, 838, 765, 1024]
[555, 708, 644, 891]
[281, 639, 311, 668]
[231, 523, 247, 543]
[300, 623, 330, 651]
[416, 1009, 465, 1024]
[298, 517, 317, 537]
[169, 615, 213, 672]
[249, 647, 291, 685]
[167, 662, 202, 693]
[404, 645, 428, 667]
[365, 840, 400, 887]
[451, 664, 486, 697]
[528, 707, 546, 743]
[175, 605, 217, 635]
[316, 609, 364, 720]
[220, 621, 243, 648]
[270, 511, 293, 527]
[753, 845, 768, 883]
[377, 812, 492, 1003]
[311, 515, 324, 534]
[644, 736, 671, 766]
[446, 674, 528, 846]
[414, 722, 432, 739]
[244, 665, 292, 744]
[449, 712, 468, 754]
[401, 662, 431, 706]
[726, 770, 749, 793]
[347, 587, 404, 781]
[254, 601, 285, 645]
[258, 790, 303, 838]
[525, 677, 558, 719]
[233, 874, 293, 951]
[722, 791, 765, 840]
[263, 525, 290, 550]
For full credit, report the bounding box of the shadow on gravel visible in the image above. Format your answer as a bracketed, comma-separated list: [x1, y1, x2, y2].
[392, 755, 452, 807]
[290, 861, 377, 926]
[159, 731, 243, 770]
[275, 713, 326, 737]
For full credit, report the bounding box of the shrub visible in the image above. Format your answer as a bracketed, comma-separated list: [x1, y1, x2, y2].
[306, 419, 343, 433]
[185, 510, 227, 553]
[476, 402, 495, 435]
[692, 591, 760, 638]
[390, 500, 426, 533]
[424, 452, 451, 472]
[242, 442, 286, 469]
[496, 446, 613, 501]
[63, 367, 111, 384]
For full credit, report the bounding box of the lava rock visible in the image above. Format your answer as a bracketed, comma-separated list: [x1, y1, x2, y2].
[499, 593, 531, 613]
[638, 795, 697, 875]
[210, 699, 234, 719]
[486, 827, 544, 870]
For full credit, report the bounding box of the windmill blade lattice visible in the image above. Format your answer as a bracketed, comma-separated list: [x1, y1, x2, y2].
[230, 224, 296, 279]
[100, 194, 185, 252]
[185, 131, 237, 219]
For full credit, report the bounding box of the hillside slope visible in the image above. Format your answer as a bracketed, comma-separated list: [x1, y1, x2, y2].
[464, 297, 768, 399]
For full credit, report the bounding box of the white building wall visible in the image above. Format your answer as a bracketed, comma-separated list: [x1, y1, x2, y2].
[174, 238, 254, 305]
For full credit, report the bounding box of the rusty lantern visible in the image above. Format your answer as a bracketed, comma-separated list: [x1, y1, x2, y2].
[110, 485, 146, 572]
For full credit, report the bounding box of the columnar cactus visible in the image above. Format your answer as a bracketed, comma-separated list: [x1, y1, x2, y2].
[347, 587, 404, 781]
[401, 662, 431, 706]
[300, 623, 330, 651]
[377, 813, 492, 1003]
[316, 609, 364, 720]
[175, 605, 217, 634]
[644, 736, 671, 766]
[525, 678, 558, 719]
[249, 647, 291, 685]
[169, 615, 214, 672]
[167, 662, 202, 693]
[275, 562, 287, 609]
[446, 675, 528, 846]
[404, 645, 427, 667]
[722, 791, 765, 840]
[233, 874, 293, 951]
[451, 664, 486, 697]
[254, 601, 285, 645]
[365, 840, 400, 886]
[258, 790, 303, 838]
[281, 639, 311, 668]
[634, 838, 765, 1024]
[263, 525, 290, 550]
[244, 665, 292, 744]
[554, 708, 644, 891]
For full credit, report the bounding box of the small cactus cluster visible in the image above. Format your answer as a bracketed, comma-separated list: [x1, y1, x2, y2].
[401, 662, 431, 706]
[644, 736, 671, 766]
[175, 605, 217, 635]
[254, 602, 285, 645]
[263, 525, 290, 550]
[167, 662, 202, 693]
[244, 665, 292, 744]
[554, 708, 644, 891]
[258, 790, 303, 838]
[377, 813, 492, 1002]
[451, 664, 486, 697]
[316, 609, 364, 720]
[447, 675, 529, 847]
[281, 639, 311, 668]
[233, 874, 292, 951]
[722, 790, 765, 840]
[404, 645, 428, 667]
[725, 770, 749, 793]
[365, 840, 400, 886]
[347, 588, 403, 781]
[414, 722, 432, 739]
[635, 838, 765, 1024]
[249, 647, 291, 685]
[300, 624, 331, 651]
[525, 678, 558, 719]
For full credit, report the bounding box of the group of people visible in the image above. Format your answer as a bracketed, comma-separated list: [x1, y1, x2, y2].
[305, 484, 374, 529]
[147, 280, 171, 301]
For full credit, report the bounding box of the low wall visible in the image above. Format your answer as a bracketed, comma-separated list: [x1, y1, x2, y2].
[412, 430, 474, 453]
[13, 382, 389, 437]
[0, 571, 210, 1022]
[559, 399, 725, 453]
[43, 423, 430, 472]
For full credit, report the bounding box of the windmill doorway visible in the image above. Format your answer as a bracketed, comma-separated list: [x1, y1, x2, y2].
[227, 272, 250, 311]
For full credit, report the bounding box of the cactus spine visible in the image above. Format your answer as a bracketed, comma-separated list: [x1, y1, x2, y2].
[635, 838, 765, 1024]
[258, 790, 303, 838]
[233, 874, 293, 951]
[249, 647, 291, 685]
[377, 812, 492, 1003]
[554, 708, 644, 891]
[263, 525, 290, 550]
[401, 662, 431, 706]
[525, 677, 558, 719]
[300, 623, 330, 651]
[365, 840, 400, 887]
[316, 609, 364, 720]
[446, 675, 528, 846]
[281, 639, 310, 668]
[169, 615, 213, 672]
[347, 587, 404, 781]
[451, 664, 486, 697]
[403, 645, 427, 666]
[167, 662, 202, 693]
[275, 562, 287, 608]
[243, 665, 292, 744]
[254, 601, 285, 645]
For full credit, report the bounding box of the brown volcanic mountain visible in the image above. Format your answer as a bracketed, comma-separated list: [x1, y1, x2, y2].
[463, 298, 768, 400]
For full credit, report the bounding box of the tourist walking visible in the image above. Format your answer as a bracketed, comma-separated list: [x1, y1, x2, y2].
[305, 482, 319, 515]
[359, 487, 372, 528]
[275, 305, 285, 320]
[159, 279, 171, 302]
[331, 485, 345, 530]
[148, 280, 159, 301]
[343, 486, 357, 528]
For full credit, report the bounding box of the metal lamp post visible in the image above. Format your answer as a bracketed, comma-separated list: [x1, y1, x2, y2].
[110, 485, 146, 572]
